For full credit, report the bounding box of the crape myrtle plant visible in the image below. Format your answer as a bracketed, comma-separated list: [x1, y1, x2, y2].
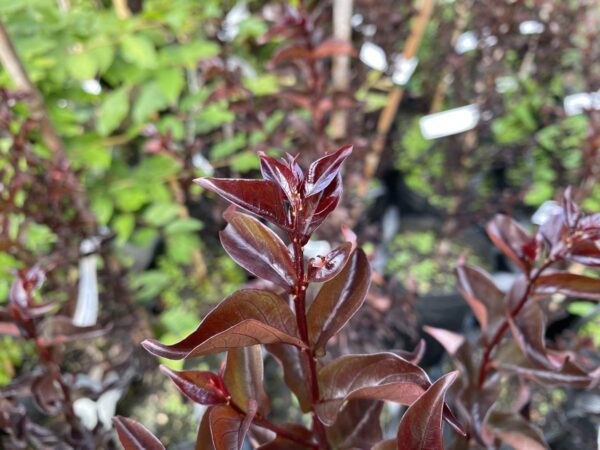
[113, 145, 466, 450]
[425, 189, 600, 449]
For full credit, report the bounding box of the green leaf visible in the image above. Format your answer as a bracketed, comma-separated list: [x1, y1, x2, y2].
[164, 218, 203, 235]
[210, 134, 246, 159]
[131, 270, 173, 301]
[88, 36, 115, 73]
[24, 223, 57, 253]
[156, 68, 185, 104]
[97, 88, 129, 136]
[113, 185, 149, 212]
[159, 41, 219, 67]
[133, 81, 168, 123]
[143, 203, 181, 227]
[67, 51, 98, 80]
[243, 74, 279, 96]
[135, 155, 181, 179]
[230, 152, 259, 172]
[91, 196, 114, 225]
[166, 233, 200, 264]
[113, 213, 135, 244]
[120, 34, 158, 68]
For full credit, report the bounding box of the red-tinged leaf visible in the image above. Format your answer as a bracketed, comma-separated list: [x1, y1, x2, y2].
[31, 369, 62, 415]
[562, 187, 579, 229]
[272, 45, 313, 65]
[195, 178, 290, 230]
[424, 327, 477, 385]
[304, 145, 352, 197]
[37, 316, 109, 346]
[307, 242, 353, 283]
[196, 407, 216, 450]
[224, 346, 270, 416]
[537, 211, 566, 249]
[221, 210, 296, 288]
[457, 385, 499, 445]
[396, 339, 427, 365]
[487, 412, 548, 450]
[258, 152, 298, 204]
[371, 440, 396, 450]
[265, 344, 312, 413]
[302, 175, 343, 237]
[423, 326, 465, 357]
[455, 264, 505, 341]
[0, 322, 20, 337]
[311, 39, 356, 59]
[316, 353, 432, 426]
[396, 371, 459, 450]
[326, 399, 383, 449]
[567, 240, 600, 267]
[257, 423, 314, 450]
[494, 342, 598, 388]
[535, 272, 600, 301]
[486, 215, 533, 271]
[159, 365, 226, 405]
[507, 302, 557, 370]
[307, 249, 371, 355]
[142, 290, 305, 360]
[208, 404, 255, 450]
[113, 416, 165, 450]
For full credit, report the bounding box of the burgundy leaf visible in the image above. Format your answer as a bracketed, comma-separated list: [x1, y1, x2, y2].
[307, 249, 371, 355]
[507, 302, 557, 370]
[31, 369, 62, 415]
[455, 264, 505, 341]
[272, 45, 313, 65]
[396, 371, 459, 450]
[396, 339, 427, 365]
[257, 423, 314, 450]
[196, 407, 216, 450]
[142, 290, 305, 360]
[220, 209, 296, 288]
[487, 412, 548, 450]
[304, 144, 352, 197]
[307, 242, 353, 283]
[208, 404, 255, 450]
[535, 272, 600, 301]
[159, 365, 227, 405]
[486, 215, 533, 271]
[497, 358, 598, 388]
[37, 316, 108, 347]
[258, 152, 298, 204]
[311, 39, 356, 59]
[113, 416, 165, 450]
[326, 399, 383, 449]
[424, 326, 477, 385]
[224, 345, 270, 416]
[316, 353, 432, 426]
[562, 186, 580, 229]
[195, 178, 290, 230]
[371, 440, 396, 450]
[265, 344, 312, 413]
[537, 211, 566, 249]
[567, 240, 600, 267]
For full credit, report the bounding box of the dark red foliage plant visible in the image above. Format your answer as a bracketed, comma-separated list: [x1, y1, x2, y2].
[426, 188, 600, 449]
[114, 145, 466, 450]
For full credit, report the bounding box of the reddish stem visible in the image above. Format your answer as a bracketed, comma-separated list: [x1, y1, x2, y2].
[477, 257, 556, 388]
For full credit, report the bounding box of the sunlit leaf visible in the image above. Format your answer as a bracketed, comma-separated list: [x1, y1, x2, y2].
[113, 416, 165, 450]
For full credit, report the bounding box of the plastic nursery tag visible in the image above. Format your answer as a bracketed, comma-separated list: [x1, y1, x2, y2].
[563, 91, 600, 116]
[73, 237, 101, 327]
[519, 20, 545, 35]
[359, 42, 388, 72]
[392, 55, 418, 86]
[455, 31, 478, 54]
[419, 104, 480, 140]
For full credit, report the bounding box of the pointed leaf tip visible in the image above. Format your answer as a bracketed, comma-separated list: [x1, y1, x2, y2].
[113, 416, 165, 450]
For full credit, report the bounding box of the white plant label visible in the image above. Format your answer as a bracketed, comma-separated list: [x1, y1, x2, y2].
[419, 104, 480, 140]
[564, 91, 600, 116]
[392, 55, 418, 85]
[359, 42, 388, 72]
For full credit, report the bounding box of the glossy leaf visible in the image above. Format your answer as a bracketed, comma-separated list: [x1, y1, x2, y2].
[258, 152, 298, 204]
[497, 358, 597, 388]
[208, 404, 256, 450]
[535, 272, 600, 301]
[396, 339, 427, 365]
[265, 344, 312, 413]
[159, 365, 226, 405]
[113, 416, 165, 450]
[316, 352, 431, 426]
[396, 371, 459, 450]
[307, 241, 354, 283]
[302, 174, 343, 237]
[307, 249, 371, 355]
[326, 399, 383, 449]
[142, 290, 305, 360]
[455, 264, 505, 340]
[196, 407, 216, 450]
[195, 178, 290, 230]
[304, 144, 352, 197]
[257, 423, 314, 450]
[220, 209, 296, 288]
[224, 345, 269, 415]
[508, 302, 557, 370]
[487, 412, 548, 450]
[567, 240, 600, 267]
[486, 215, 533, 271]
